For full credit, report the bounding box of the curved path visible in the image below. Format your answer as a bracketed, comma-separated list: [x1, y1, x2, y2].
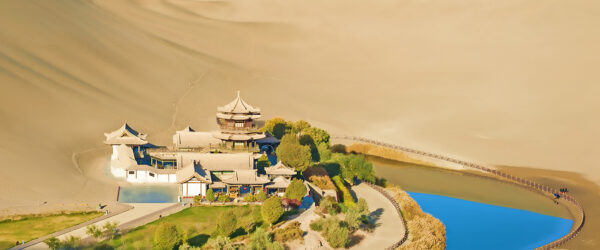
[349, 183, 406, 250]
[334, 135, 585, 250]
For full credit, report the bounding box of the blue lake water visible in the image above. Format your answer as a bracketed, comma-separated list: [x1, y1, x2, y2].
[118, 185, 179, 203]
[407, 192, 573, 250]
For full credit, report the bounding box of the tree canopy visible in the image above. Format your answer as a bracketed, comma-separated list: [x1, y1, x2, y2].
[248, 228, 284, 250]
[256, 154, 271, 174]
[284, 179, 307, 200]
[332, 153, 375, 183]
[215, 210, 237, 237]
[276, 134, 311, 172]
[153, 222, 183, 250]
[261, 196, 284, 226]
[261, 117, 291, 139]
[206, 189, 216, 202]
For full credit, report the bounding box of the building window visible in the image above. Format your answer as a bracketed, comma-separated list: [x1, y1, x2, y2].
[149, 173, 155, 177]
[235, 122, 244, 128]
[128, 171, 135, 175]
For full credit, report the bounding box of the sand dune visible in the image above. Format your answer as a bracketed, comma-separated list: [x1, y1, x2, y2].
[0, 0, 599, 212]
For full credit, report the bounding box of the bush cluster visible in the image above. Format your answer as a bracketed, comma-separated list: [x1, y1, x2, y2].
[309, 217, 349, 248]
[272, 221, 303, 242]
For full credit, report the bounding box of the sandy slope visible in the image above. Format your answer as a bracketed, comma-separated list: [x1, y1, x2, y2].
[0, 0, 599, 214]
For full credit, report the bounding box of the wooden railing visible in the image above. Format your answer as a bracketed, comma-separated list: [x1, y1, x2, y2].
[365, 182, 409, 249]
[334, 136, 585, 250]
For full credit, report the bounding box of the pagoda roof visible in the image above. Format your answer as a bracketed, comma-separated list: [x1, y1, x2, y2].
[104, 123, 148, 145]
[221, 170, 270, 185]
[213, 132, 266, 141]
[216, 112, 261, 120]
[217, 91, 261, 115]
[265, 161, 297, 176]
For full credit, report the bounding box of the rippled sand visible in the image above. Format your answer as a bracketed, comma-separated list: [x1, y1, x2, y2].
[1, 0, 599, 224]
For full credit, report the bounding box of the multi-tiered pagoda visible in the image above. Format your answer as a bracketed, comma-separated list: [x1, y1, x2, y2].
[213, 91, 266, 149]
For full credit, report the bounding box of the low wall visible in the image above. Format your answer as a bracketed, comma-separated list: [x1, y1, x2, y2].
[334, 136, 585, 250]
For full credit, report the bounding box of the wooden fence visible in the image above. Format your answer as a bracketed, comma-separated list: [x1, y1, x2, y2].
[334, 136, 585, 250]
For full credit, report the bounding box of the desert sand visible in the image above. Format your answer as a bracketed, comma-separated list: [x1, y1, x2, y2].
[0, 0, 599, 224]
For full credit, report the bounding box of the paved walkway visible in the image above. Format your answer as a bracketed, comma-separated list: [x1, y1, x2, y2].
[24, 203, 180, 249]
[285, 203, 330, 250]
[349, 183, 406, 249]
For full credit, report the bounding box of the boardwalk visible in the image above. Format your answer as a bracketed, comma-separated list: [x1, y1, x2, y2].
[23, 203, 182, 249]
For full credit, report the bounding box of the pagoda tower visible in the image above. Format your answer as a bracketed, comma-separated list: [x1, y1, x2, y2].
[213, 91, 266, 149]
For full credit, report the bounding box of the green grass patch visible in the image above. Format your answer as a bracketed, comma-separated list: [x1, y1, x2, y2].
[0, 211, 102, 249]
[100, 205, 260, 249]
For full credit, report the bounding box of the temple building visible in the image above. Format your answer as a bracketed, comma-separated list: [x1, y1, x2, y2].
[213, 91, 266, 149]
[104, 92, 292, 200]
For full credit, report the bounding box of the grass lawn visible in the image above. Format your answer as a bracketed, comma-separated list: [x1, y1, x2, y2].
[101, 205, 261, 249]
[0, 211, 103, 249]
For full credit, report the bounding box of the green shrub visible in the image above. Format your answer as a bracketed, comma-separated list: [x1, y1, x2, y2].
[206, 189, 216, 202]
[332, 176, 355, 207]
[326, 224, 349, 248]
[205, 235, 235, 250]
[255, 190, 267, 202]
[272, 221, 303, 242]
[284, 179, 306, 200]
[215, 211, 237, 237]
[345, 206, 362, 230]
[309, 220, 323, 231]
[248, 228, 284, 250]
[357, 198, 369, 214]
[244, 194, 256, 202]
[318, 196, 339, 215]
[218, 194, 229, 203]
[261, 196, 284, 226]
[317, 143, 332, 161]
[153, 222, 183, 250]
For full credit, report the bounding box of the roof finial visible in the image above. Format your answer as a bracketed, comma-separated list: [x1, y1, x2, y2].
[237, 90, 240, 98]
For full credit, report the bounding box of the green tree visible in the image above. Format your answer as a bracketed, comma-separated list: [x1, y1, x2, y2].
[332, 154, 375, 183]
[44, 237, 61, 250]
[345, 206, 362, 230]
[261, 117, 291, 139]
[62, 235, 82, 249]
[276, 134, 311, 172]
[215, 210, 237, 237]
[86, 224, 103, 240]
[303, 127, 330, 146]
[102, 221, 118, 239]
[257, 154, 271, 174]
[330, 144, 346, 154]
[153, 222, 183, 250]
[357, 198, 369, 215]
[255, 189, 267, 202]
[299, 134, 320, 162]
[261, 196, 284, 226]
[248, 228, 284, 250]
[317, 143, 332, 162]
[327, 224, 349, 248]
[284, 179, 307, 200]
[206, 189, 216, 203]
[319, 196, 339, 215]
[291, 120, 311, 134]
[205, 235, 235, 250]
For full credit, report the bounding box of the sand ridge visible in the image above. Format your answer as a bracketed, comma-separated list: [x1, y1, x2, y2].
[0, 0, 599, 217]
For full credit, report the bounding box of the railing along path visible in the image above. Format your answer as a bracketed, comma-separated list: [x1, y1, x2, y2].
[334, 136, 585, 250]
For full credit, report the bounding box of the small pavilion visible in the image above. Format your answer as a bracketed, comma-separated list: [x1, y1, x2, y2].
[265, 161, 297, 180]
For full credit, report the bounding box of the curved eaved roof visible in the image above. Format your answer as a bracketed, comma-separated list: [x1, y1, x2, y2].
[217, 91, 261, 115]
[104, 123, 148, 145]
[265, 161, 297, 176]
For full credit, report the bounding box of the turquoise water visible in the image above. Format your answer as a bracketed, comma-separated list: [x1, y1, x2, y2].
[407, 192, 573, 250]
[118, 185, 179, 203]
